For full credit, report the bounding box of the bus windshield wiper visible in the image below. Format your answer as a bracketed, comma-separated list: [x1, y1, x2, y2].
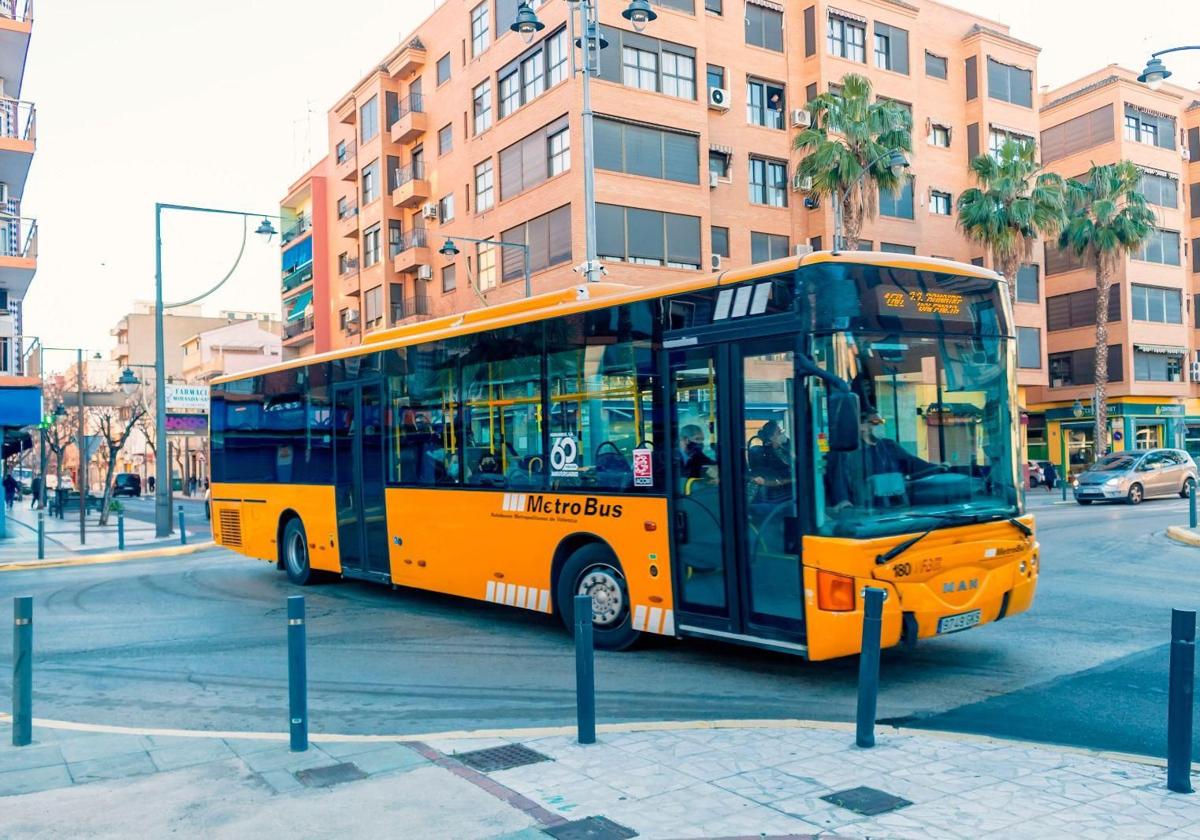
[875, 511, 1030, 566]
[1007, 517, 1032, 537]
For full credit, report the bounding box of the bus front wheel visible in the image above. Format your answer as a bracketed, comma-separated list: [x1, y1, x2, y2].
[555, 543, 640, 651]
[282, 517, 316, 586]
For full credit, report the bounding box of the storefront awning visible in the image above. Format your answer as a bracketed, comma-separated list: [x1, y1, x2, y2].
[286, 289, 313, 322]
[1134, 343, 1186, 355]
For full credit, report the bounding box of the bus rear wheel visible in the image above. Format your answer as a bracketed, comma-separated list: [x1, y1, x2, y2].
[282, 517, 317, 586]
[555, 543, 640, 651]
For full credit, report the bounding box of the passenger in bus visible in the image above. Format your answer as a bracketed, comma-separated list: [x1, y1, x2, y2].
[677, 424, 717, 482]
[749, 420, 792, 502]
[828, 410, 944, 510]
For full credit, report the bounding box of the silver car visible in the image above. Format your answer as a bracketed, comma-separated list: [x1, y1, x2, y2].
[1074, 448, 1198, 505]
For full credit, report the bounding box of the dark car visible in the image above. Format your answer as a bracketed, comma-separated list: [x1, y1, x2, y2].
[113, 473, 142, 497]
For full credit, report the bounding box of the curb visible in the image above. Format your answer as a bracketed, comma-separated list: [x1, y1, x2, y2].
[1166, 526, 1200, 547]
[0, 541, 217, 572]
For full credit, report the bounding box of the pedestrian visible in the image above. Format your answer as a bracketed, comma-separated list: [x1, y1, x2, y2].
[30, 474, 42, 509]
[147, 475, 156, 494]
[1042, 461, 1058, 492]
[3, 473, 17, 511]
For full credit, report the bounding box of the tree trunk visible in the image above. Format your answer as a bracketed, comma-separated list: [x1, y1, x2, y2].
[97, 451, 117, 526]
[841, 184, 862, 251]
[995, 250, 1021, 306]
[1093, 259, 1112, 461]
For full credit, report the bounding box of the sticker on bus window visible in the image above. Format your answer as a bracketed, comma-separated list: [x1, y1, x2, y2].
[633, 448, 653, 487]
[550, 432, 579, 477]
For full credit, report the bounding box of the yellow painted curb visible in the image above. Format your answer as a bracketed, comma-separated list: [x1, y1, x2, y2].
[1166, 526, 1200, 548]
[0, 541, 216, 572]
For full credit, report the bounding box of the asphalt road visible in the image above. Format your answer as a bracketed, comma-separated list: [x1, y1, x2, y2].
[0, 491, 1197, 758]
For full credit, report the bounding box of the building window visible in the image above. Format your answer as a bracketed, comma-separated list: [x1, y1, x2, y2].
[1016, 264, 1040, 303]
[989, 127, 1032, 159]
[1131, 284, 1183, 323]
[1135, 350, 1184, 382]
[929, 123, 951, 147]
[338, 252, 356, 275]
[747, 78, 785, 129]
[750, 231, 789, 264]
[363, 224, 381, 267]
[597, 203, 702, 269]
[879, 176, 914, 219]
[499, 70, 521, 118]
[335, 140, 350, 164]
[1016, 327, 1041, 369]
[500, 116, 570, 200]
[438, 193, 455, 224]
[595, 117, 699, 185]
[661, 51, 695, 99]
[477, 241, 497, 290]
[336, 196, 355, 219]
[438, 124, 453, 156]
[986, 58, 1033, 107]
[437, 53, 452, 86]
[708, 150, 730, 180]
[547, 29, 568, 86]
[389, 283, 406, 323]
[470, 2, 489, 56]
[707, 64, 724, 94]
[499, 204, 572, 281]
[547, 127, 570, 176]
[930, 190, 952, 215]
[1047, 287, 1121, 331]
[1049, 346, 1124, 386]
[1138, 171, 1178, 208]
[872, 22, 908, 74]
[1124, 106, 1175, 149]
[880, 242, 916, 254]
[388, 219, 403, 258]
[749, 157, 787, 207]
[360, 159, 380, 205]
[925, 51, 947, 79]
[827, 15, 865, 62]
[705, 0, 722, 11]
[711, 226, 729, 258]
[745, 3, 783, 51]
[521, 50, 546, 102]
[874, 31, 890, 70]
[1133, 229, 1181, 266]
[364, 285, 384, 328]
[473, 80, 493, 135]
[359, 95, 379, 143]
[442, 263, 457, 293]
[475, 159, 494, 212]
[622, 45, 658, 92]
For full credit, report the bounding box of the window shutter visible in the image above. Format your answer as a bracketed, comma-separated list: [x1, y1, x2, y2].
[888, 24, 909, 75]
[1109, 344, 1123, 383]
[805, 82, 817, 103]
[1046, 294, 1071, 331]
[966, 122, 979, 161]
[1110, 285, 1122, 321]
[527, 212, 550, 273]
[965, 56, 977, 101]
[763, 8, 783, 52]
[666, 212, 701, 265]
[501, 223, 525, 282]
[1194, 237, 1200, 273]
[596, 203, 626, 259]
[1190, 184, 1200, 218]
[1156, 114, 1176, 150]
[521, 132, 548, 191]
[663, 131, 699, 184]
[803, 6, 815, 56]
[1189, 128, 1200, 163]
[594, 118, 624, 172]
[499, 143, 524, 200]
[597, 26, 621, 81]
[985, 58, 1006, 101]
[751, 232, 769, 264]
[1069, 288, 1095, 327]
[625, 124, 664, 179]
[547, 205, 572, 267]
[627, 208, 665, 261]
[1012, 66, 1032, 107]
[744, 4, 764, 48]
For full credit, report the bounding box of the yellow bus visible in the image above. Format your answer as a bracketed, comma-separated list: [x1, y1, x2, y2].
[210, 252, 1038, 660]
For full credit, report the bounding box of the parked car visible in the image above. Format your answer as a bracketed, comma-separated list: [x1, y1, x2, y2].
[45, 474, 74, 491]
[1025, 461, 1044, 487]
[1073, 449, 1198, 505]
[113, 473, 142, 497]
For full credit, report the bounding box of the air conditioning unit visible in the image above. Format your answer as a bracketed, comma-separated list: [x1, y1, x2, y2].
[345, 308, 360, 322]
[708, 171, 719, 189]
[710, 254, 722, 272]
[1183, 148, 1192, 162]
[421, 202, 439, 220]
[416, 264, 433, 281]
[1190, 361, 1200, 383]
[707, 87, 730, 111]
[791, 109, 811, 128]
[793, 244, 814, 257]
[792, 173, 813, 192]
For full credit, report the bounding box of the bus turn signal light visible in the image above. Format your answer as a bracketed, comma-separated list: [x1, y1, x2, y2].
[817, 570, 856, 612]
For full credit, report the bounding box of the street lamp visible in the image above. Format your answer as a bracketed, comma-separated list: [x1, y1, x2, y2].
[117, 367, 141, 396]
[153, 202, 279, 537]
[510, 1, 655, 285]
[1137, 46, 1200, 90]
[439, 235, 531, 299]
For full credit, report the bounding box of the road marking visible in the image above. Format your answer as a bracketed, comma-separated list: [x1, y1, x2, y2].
[0, 541, 217, 572]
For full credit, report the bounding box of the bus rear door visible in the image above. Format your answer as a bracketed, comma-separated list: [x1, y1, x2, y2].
[333, 380, 390, 580]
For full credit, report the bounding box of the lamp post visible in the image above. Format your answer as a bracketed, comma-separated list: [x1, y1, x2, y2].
[832, 148, 910, 251]
[1137, 46, 1200, 89]
[153, 202, 277, 537]
[511, 1, 656, 285]
[438, 236, 530, 298]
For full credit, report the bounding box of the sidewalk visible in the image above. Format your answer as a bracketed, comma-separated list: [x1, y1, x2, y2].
[1, 717, 1196, 838]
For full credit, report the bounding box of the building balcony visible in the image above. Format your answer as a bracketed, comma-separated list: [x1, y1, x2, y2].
[334, 141, 357, 181]
[335, 204, 359, 238]
[0, 2, 33, 100]
[0, 214, 35, 298]
[391, 161, 429, 209]
[283, 316, 315, 343]
[389, 94, 426, 145]
[386, 38, 426, 78]
[279, 214, 311, 246]
[0, 99, 34, 195]
[392, 294, 431, 324]
[392, 227, 431, 274]
[340, 266, 361, 296]
[111, 343, 129, 362]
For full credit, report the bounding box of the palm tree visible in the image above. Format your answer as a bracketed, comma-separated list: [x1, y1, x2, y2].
[956, 138, 1067, 305]
[793, 73, 911, 251]
[1059, 161, 1156, 458]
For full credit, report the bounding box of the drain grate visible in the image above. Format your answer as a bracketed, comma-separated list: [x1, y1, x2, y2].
[821, 785, 912, 816]
[545, 816, 638, 840]
[453, 743, 551, 773]
[295, 762, 368, 788]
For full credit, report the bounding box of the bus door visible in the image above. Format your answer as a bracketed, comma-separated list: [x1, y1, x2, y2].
[668, 337, 805, 648]
[333, 380, 390, 580]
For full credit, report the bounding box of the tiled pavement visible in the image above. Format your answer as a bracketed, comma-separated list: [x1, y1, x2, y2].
[1, 720, 1198, 838]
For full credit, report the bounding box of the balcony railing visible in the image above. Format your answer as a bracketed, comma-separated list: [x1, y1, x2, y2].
[0, 0, 33, 23]
[280, 215, 312, 245]
[335, 140, 356, 165]
[283, 317, 314, 340]
[393, 161, 426, 189]
[0, 100, 34, 142]
[339, 256, 360, 276]
[336, 203, 358, 221]
[281, 261, 313, 293]
[389, 93, 424, 126]
[0, 216, 36, 258]
[393, 295, 431, 323]
[390, 227, 428, 258]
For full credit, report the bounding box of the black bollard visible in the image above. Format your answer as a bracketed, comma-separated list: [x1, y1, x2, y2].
[118, 509, 125, 551]
[1167, 608, 1195, 794]
[856, 587, 885, 748]
[1190, 483, 1197, 530]
[36, 511, 43, 560]
[13, 596, 32, 746]
[178, 506, 187, 546]
[287, 595, 308, 752]
[574, 594, 596, 745]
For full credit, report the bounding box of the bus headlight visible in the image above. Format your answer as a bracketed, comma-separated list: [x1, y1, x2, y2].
[817, 570, 856, 612]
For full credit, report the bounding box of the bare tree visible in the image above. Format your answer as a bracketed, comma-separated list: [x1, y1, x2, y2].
[41, 381, 75, 506]
[94, 403, 148, 525]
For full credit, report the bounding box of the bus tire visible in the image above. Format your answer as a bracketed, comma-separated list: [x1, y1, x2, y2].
[555, 543, 640, 651]
[282, 517, 317, 586]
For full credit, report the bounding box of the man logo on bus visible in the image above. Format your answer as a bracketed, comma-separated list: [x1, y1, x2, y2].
[943, 578, 979, 593]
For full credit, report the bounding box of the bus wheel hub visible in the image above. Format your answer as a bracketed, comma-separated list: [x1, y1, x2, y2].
[579, 568, 623, 626]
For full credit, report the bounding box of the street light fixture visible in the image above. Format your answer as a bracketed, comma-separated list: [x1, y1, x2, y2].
[439, 235, 531, 298]
[438, 239, 460, 259]
[53, 403, 66, 418]
[254, 217, 279, 240]
[620, 0, 656, 32]
[117, 367, 141, 396]
[1137, 46, 1200, 90]
[512, 1, 545, 44]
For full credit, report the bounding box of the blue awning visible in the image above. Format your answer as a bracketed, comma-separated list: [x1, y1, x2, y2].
[286, 289, 313, 322]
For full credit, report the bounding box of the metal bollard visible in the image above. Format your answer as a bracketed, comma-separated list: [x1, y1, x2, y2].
[1167, 608, 1195, 794]
[118, 510, 125, 551]
[287, 595, 308, 752]
[1190, 483, 1197, 530]
[12, 596, 32, 746]
[574, 594, 596, 745]
[178, 506, 186, 545]
[36, 511, 44, 560]
[856, 587, 886, 748]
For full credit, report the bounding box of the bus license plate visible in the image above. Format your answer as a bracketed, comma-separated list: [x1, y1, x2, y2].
[937, 609, 981, 635]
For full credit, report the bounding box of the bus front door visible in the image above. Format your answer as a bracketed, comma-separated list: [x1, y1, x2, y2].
[333, 381, 390, 581]
[669, 338, 805, 650]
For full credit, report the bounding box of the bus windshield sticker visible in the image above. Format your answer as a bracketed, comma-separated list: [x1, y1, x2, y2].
[550, 433, 579, 477]
[731, 285, 753, 318]
[632, 448, 653, 487]
[713, 288, 734, 321]
[749, 282, 772, 315]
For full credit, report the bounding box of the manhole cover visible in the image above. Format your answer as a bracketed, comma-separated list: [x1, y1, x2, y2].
[821, 786, 912, 816]
[295, 762, 368, 788]
[453, 743, 551, 773]
[545, 815, 638, 840]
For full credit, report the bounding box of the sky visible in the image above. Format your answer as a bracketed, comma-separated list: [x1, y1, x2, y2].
[19, 0, 1200, 364]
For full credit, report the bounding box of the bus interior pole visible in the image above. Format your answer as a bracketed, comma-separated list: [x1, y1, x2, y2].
[77, 348, 85, 545]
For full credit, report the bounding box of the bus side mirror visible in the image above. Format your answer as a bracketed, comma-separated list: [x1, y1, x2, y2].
[828, 390, 860, 452]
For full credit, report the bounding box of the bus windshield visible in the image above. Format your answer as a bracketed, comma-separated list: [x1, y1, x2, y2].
[811, 330, 1018, 539]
